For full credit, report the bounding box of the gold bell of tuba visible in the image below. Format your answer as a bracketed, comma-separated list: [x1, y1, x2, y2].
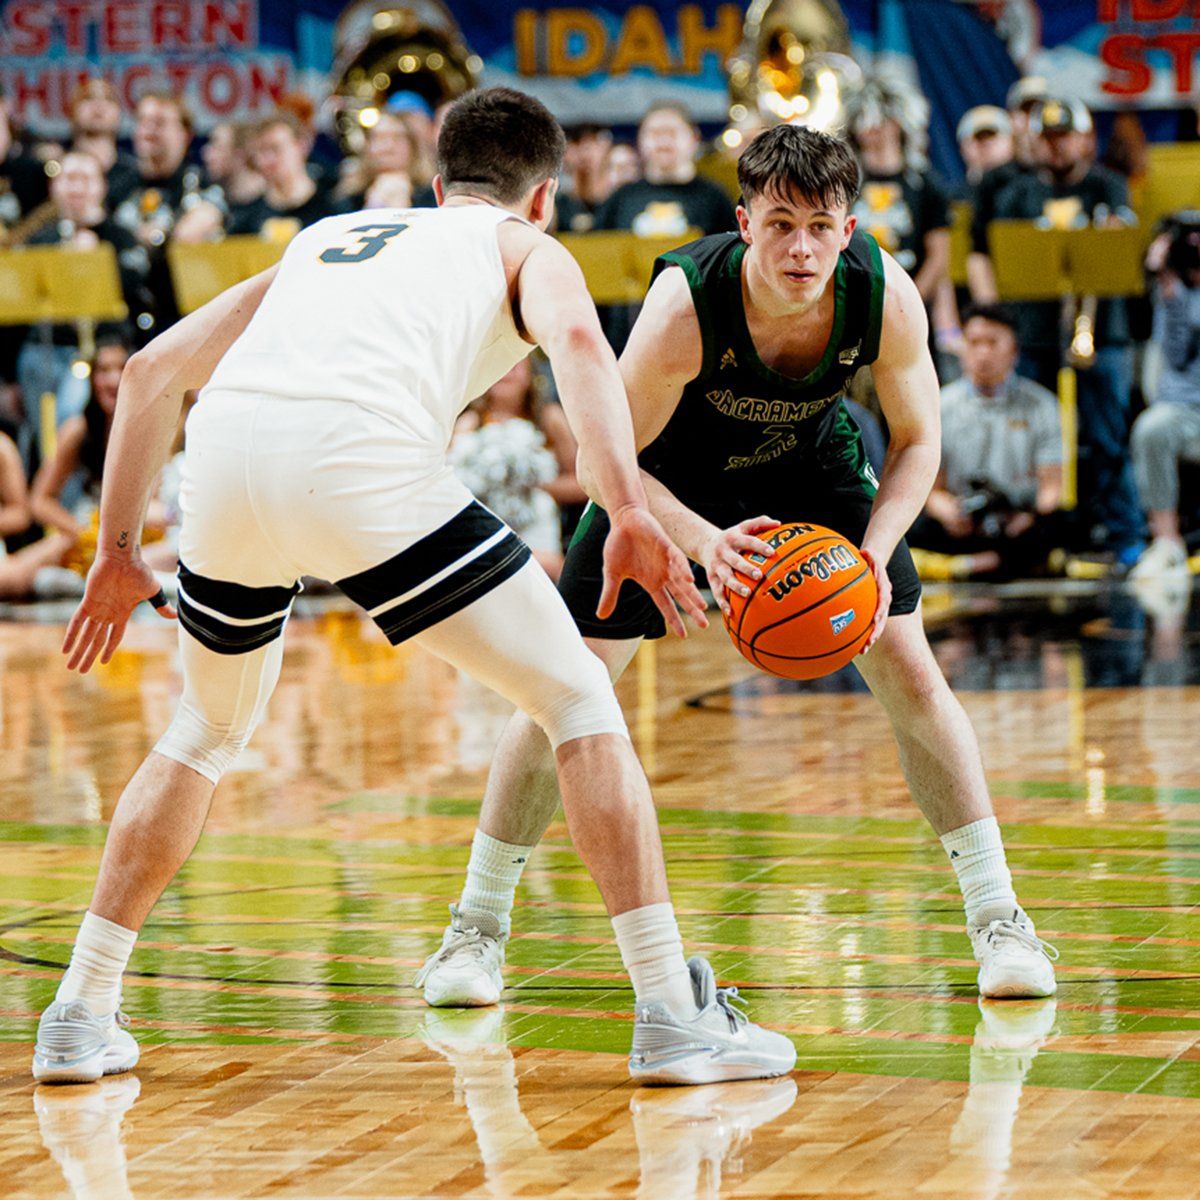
[329, 0, 482, 152]
[724, 0, 862, 146]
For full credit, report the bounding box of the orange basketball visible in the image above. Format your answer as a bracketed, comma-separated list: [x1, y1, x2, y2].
[723, 522, 879, 680]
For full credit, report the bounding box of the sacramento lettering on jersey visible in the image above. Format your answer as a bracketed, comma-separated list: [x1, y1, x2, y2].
[706, 389, 843, 424]
[767, 544, 858, 602]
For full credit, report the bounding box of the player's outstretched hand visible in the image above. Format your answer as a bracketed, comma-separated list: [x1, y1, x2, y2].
[63, 553, 176, 674]
[598, 506, 708, 638]
[859, 546, 892, 653]
[702, 515, 778, 618]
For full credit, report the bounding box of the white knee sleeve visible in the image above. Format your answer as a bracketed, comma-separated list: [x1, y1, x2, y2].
[155, 631, 284, 784]
[414, 561, 629, 750]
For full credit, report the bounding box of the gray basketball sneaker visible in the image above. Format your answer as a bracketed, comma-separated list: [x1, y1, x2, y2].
[629, 957, 797, 1086]
[33, 999, 139, 1084]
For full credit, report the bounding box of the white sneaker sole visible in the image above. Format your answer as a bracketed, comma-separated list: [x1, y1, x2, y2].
[32, 1041, 138, 1085]
[422, 976, 502, 1009]
[630, 1048, 797, 1087]
[979, 969, 1057, 1000]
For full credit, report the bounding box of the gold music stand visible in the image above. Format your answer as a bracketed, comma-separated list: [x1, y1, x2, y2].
[0, 245, 127, 461]
[559, 231, 701, 305]
[168, 236, 287, 315]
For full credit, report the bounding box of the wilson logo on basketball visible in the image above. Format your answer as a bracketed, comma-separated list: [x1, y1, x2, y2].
[766, 544, 858, 602]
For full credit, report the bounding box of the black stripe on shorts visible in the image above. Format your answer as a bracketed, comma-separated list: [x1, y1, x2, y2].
[176, 562, 300, 656]
[336, 502, 531, 644]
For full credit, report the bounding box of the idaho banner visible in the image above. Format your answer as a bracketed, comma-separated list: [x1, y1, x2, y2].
[0, 1, 1194, 134]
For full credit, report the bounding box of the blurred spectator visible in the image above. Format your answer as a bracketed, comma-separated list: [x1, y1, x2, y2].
[556, 124, 613, 233]
[0, 92, 50, 229]
[957, 106, 1014, 189]
[606, 142, 640, 193]
[202, 121, 264, 208]
[449, 357, 584, 581]
[594, 102, 735, 350]
[364, 170, 412, 210]
[17, 151, 150, 472]
[595, 103, 735, 238]
[1006, 76, 1048, 169]
[341, 108, 425, 208]
[846, 77, 951, 308]
[228, 112, 347, 238]
[911, 305, 1065, 578]
[110, 93, 224, 339]
[971, 98, 1144, 562]
[1129, 217, 1200, 582]
[68, 79, 139, 208]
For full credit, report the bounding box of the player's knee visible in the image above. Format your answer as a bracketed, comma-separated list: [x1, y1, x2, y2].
[153, 699, 261, 785]
[523, 648, 627, 749]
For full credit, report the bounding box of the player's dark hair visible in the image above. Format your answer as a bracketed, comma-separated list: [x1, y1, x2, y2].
[438, 87, 566, 204]
[737, 124, 861, 212]
[962, 303, 1018, 334]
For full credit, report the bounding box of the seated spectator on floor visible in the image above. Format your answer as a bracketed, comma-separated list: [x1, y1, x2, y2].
[910, 305, 1065, 578]
[1130, 217, 1200, 582]
[449, 357, 584, 582]
[202, 121, 264, 209]
[16, 151, 150, 473]
[227, 112, 348, 238]
[69, 78, 138, 208]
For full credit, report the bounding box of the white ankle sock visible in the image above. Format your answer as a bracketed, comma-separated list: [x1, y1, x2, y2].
[611, 902, 697, 1020]
[458, 830, 533, 934]
[56, 911, 138, 1015]
[941, 817, 1020, 926]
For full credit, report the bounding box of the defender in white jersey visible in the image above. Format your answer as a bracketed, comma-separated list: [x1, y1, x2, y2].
[35, 89, 795, 1089]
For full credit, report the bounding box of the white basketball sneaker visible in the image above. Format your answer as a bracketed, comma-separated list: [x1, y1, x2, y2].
[629, 958, 797, 1086]
[415, 905, 507, 1007]
[969, 904, 1058, 999]
[32, 999, 139, 1084]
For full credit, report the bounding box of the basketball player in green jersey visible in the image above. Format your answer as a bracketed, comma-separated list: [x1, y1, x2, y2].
[417, 124, 1058, 1005]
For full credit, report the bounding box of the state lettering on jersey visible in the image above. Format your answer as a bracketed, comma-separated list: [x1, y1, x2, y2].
[727, 424, 798, 470]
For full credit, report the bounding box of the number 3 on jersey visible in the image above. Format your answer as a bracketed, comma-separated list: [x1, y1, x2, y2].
[319, 223, 409, 264]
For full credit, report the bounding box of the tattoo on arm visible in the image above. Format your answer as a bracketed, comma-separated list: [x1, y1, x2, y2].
[117, 530, 128, 549]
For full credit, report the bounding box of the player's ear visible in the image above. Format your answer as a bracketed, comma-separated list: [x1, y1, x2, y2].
[432, 174, 445, 206]
[529, 177, 556, 227]
[736, 203, 752, 244]
[840, 211, 856, 249]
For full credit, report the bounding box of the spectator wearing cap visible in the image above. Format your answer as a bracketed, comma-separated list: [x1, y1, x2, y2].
[227, 112, 348, 239]
[594, 102, 736, 350]
[556, 124, 614, 233]
[972, 97, 1143, 563]
[68, 79, 139, 209]
[911, 304, 1065, 578]
[957, 106, 1013, 190]
[202, 122, 264, 209]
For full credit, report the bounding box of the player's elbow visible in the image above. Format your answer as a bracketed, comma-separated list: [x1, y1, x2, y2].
[547, 321, 609, 366]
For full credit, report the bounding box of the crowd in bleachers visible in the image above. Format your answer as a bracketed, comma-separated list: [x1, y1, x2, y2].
[0, 69, 1196, 604]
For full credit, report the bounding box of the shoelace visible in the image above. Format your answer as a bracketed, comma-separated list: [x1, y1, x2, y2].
[714, 985, 750, 1034]
[985, 920, 1059, 962]
[414, 928, 491, 986]
[114, 1011, 131, 1029]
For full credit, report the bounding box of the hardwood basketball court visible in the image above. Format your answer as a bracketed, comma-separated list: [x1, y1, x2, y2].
[2, 582, 1198, 1198]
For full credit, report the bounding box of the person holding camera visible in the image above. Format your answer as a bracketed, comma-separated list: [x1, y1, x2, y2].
[911, 305, 1065, 578]
[1129, 214, 1200, 582]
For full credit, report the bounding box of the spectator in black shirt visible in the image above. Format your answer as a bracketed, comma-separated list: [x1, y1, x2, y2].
[594, 102, 736, 351]
[202, 121, 264, 210]
[594, 102, 736, 239]
[110, 93, 225, 338]
[972, 98, 1144, 562]
[0, 93, 50, 229]
[227, 112, 347, 238]
[17, 151, 150, 472]
[68, 79, 138, 209]
[555, 124, 614, 233]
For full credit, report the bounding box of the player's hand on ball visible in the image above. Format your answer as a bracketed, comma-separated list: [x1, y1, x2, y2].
[703, 516, 778, 618]
[63, 553, 176, 674]
[599, 506, 708, 637]
[858, 545, 892, 653]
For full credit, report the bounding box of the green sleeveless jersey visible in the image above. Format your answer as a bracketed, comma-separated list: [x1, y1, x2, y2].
[639, 230, 886, 511]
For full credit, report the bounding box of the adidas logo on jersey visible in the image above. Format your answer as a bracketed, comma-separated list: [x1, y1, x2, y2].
[839, 343, 861, 366]
[720, 348, 737, 370]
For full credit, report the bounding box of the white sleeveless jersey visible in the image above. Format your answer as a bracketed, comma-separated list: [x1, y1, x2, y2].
[204, 205, 534, 449]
